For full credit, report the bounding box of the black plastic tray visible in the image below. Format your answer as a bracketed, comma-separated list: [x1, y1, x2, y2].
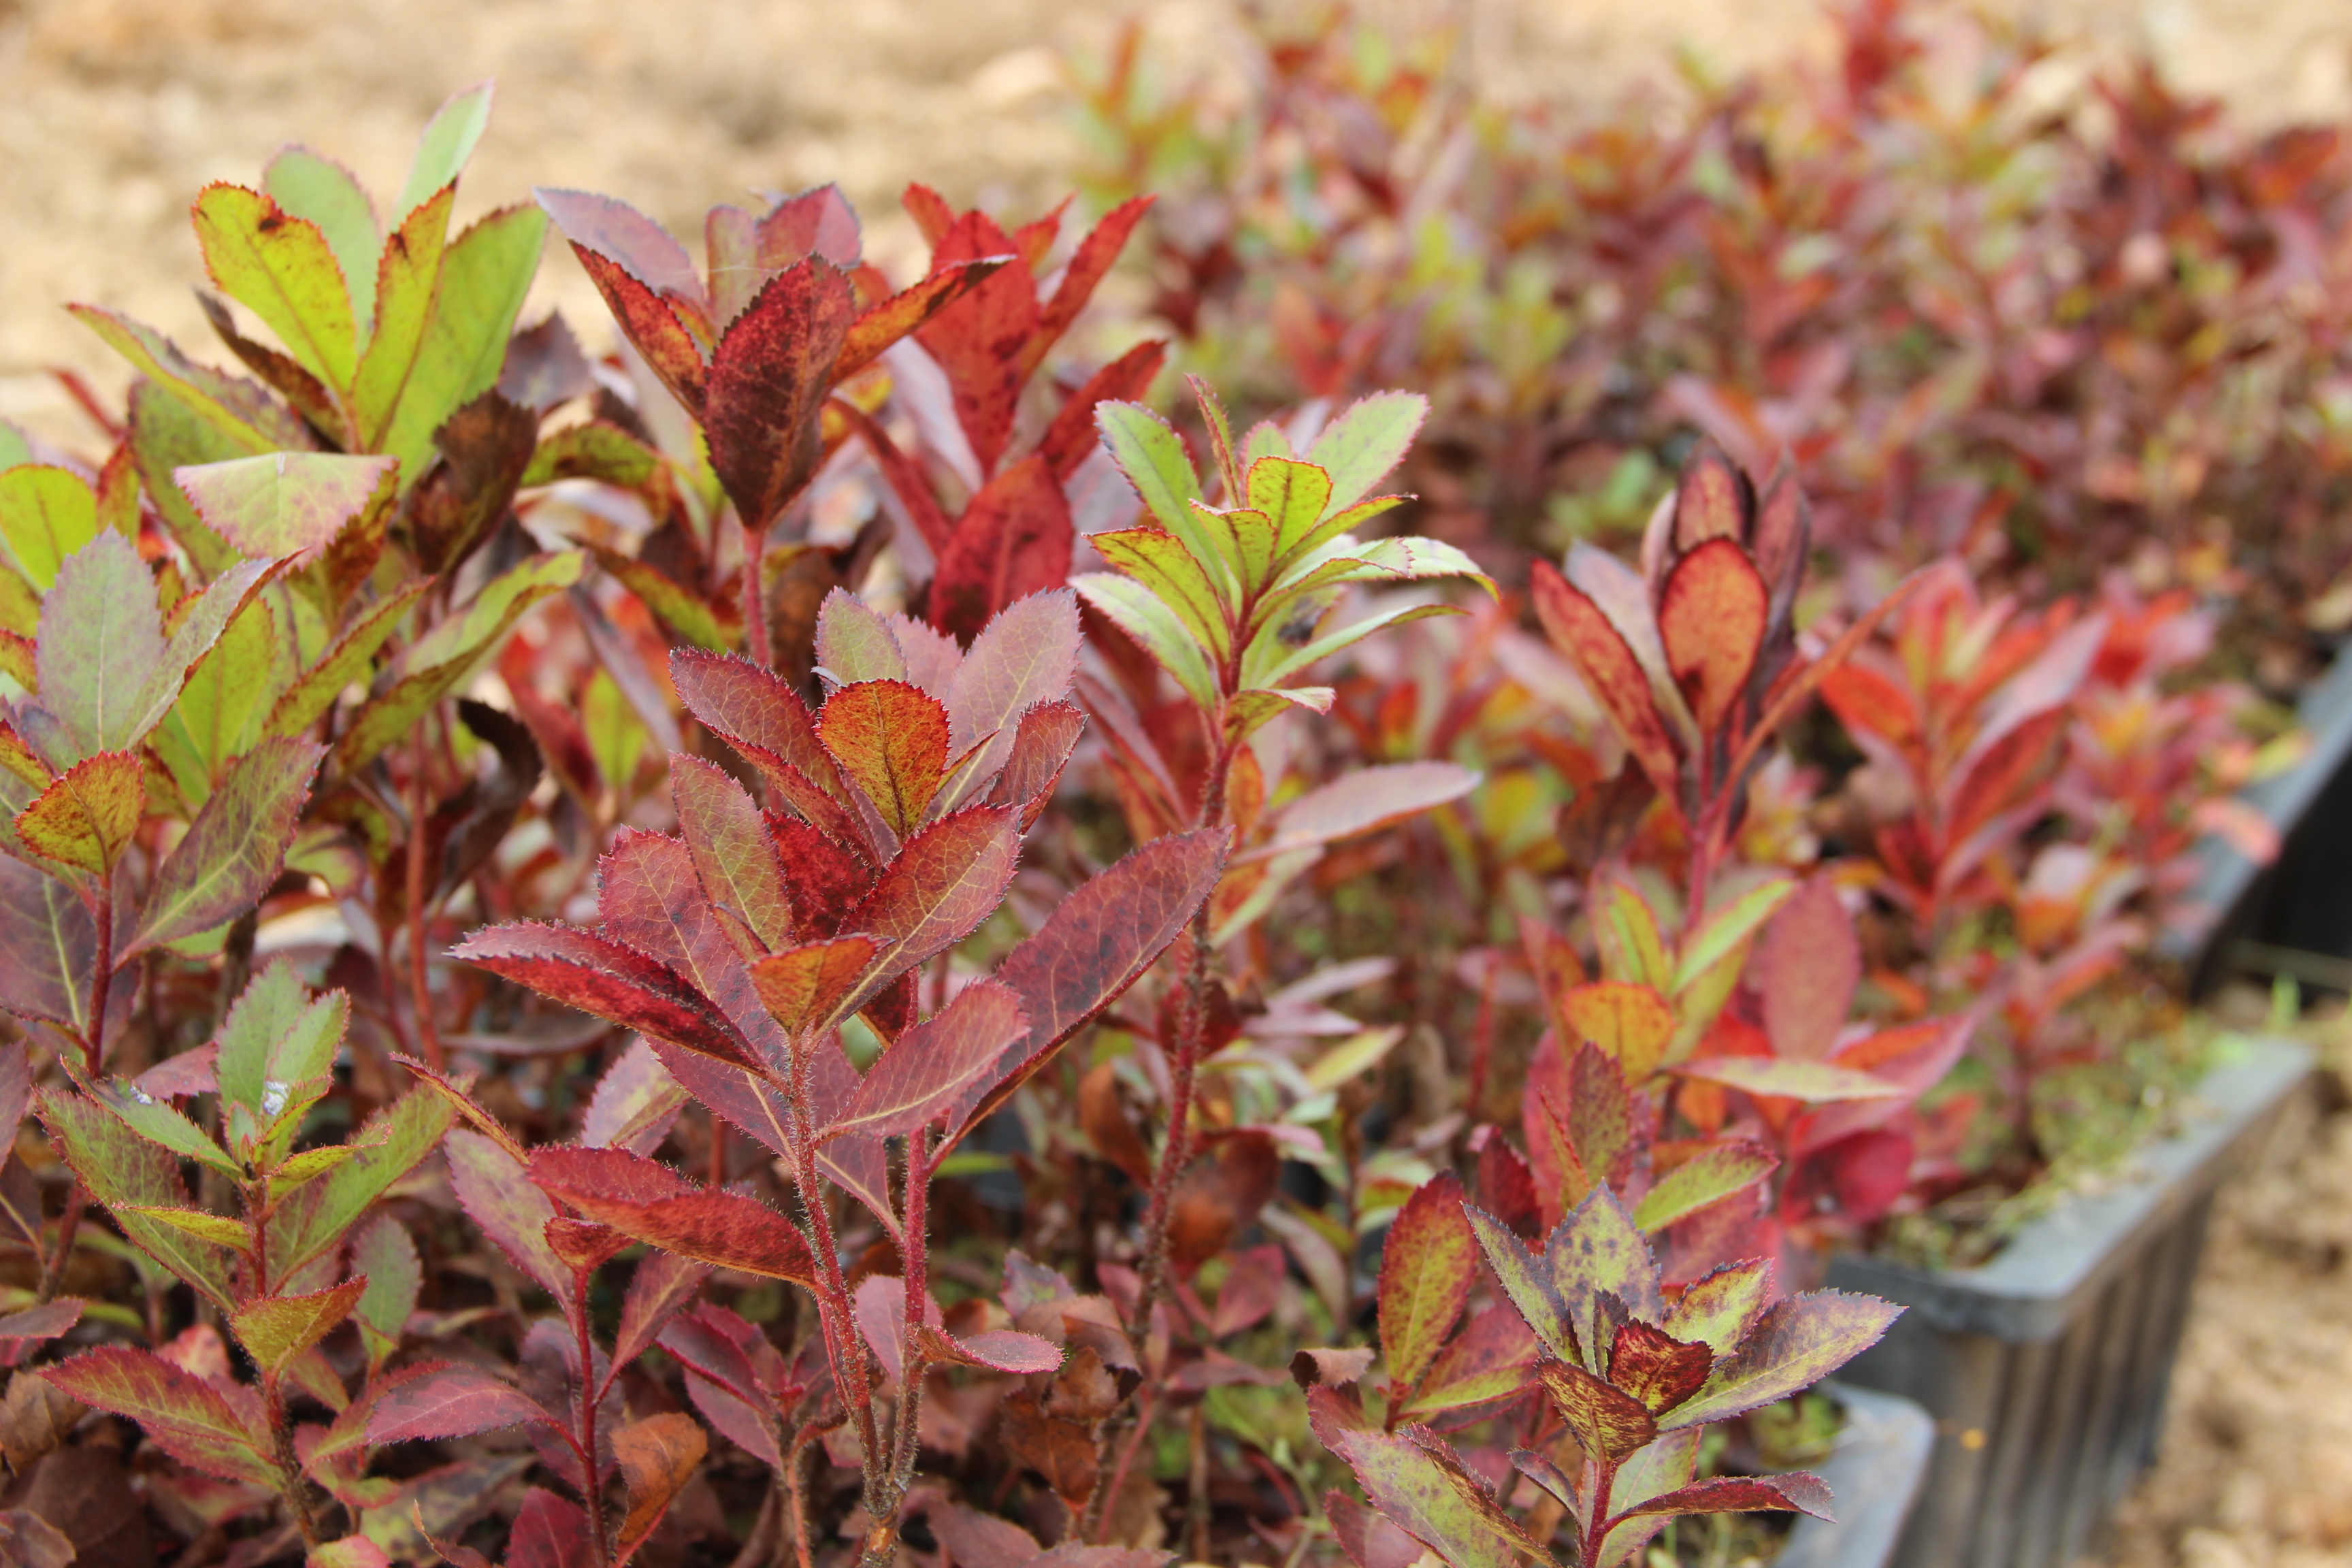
[1821, 1037, 2312, 1568]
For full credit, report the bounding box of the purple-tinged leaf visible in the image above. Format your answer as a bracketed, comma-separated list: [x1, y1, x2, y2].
[1394, 1306, 1540, 1424]
[529, 1146, 817, 1286]
[582, 1038, 689, 1156]
[1258, 760, 1479, 858]
[838, 805, 1021, 1008]
[174, 453, 397, 562]
[41, 1345, 275, 1484]
[987, 700, 1084, 828]
[1464, 1202, 1578, 1365]
[0, 854, 92, 1030]
[1319, 1419, 1544, 1568]
[129, 737, 323, 958]
[366, 1361, 553, 1444]
[613, 1250, 713, 1373]
[704, 259, 856, 529]
[954, 826, 1230, 1143]
[446, 1128, 570, 1298]
[1758, 877, 1860, 1062]
[506, 1489, 591, 1568]
[1548, 1186, 1665, 1365]
[672, 752, 800, 949]
[1378, 1172, 1477, 1390]
[828, 977, 1027, 1141]
[670, 649, 864, 845]
[943, 587, 1083, 789]
[0, 1300, 81, 1345]
[915, 1325, 1064, 1375]
[1663, 1289, 1903, 1430]
[1531, 557, 1682, 805]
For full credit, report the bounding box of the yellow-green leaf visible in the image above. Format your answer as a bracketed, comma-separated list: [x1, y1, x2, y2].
[0, 467, 99, 591]
[193, 184, 359, 397]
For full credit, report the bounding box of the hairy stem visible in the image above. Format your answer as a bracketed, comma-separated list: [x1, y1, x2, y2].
[33, 1184, 86, 1307]
[408, 728, 444, 1069]
[1582, 1459, 1617, 1568]
[783, 1417, 830, 1568]
[781, 1053, 883, 1492]
[742, 517, 772, 670]
[1089, 1386, 1157, 1544]
[858, 1126, 936, 1568]
[575, 1291, 610, 1568]
[265, 1374, 321, 1547]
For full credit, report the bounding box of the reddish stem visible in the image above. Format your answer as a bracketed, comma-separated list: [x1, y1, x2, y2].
[574, 1284, 611, 1568]
[742, 517, 772, 670]
[83, 877, 114, 1077]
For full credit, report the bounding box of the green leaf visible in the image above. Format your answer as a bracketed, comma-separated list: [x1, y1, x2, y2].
[40, 1090, 238, 1313]
[264, 580, 428, 739]
[88, 1075, 240, 1176]
[333, 551, 579, 774]
[522, 421, 660, 489]
[158, 594, 281, 801]
[1070, 572, 1219, 711]
[71, 306, 314, 457]
[1662, 1289, 1904, 1431]
[1673, 878, 1797, 993]
[193, 184, 360, 397]
[262, 147, 381, 338]
[0, 467, 98, 591]
[1631, 1143, 1779, 1232]
[350, 184, 458, 452]
[1096, 402, 1224, 575]
[395, 83, 493, 223]
[39, 1345, 276, 1484]
[1320, 1418, 1542, 1568]
[1660, 1259, 1775, 1358]
[1671, 1057, 1906, 1104]
[129, 738, 325, 959]
[267, 1141, 362, 1198]
[349, 1213, 421, 1367]
[1252, 599, 1461, 689]
[378, 204, 548, 486]
[1303, 389, 1427, 512]
[267, 1088, 458, 1281]
[232, 1278, 367, 1377]
[214, 958, 346, 1123]
[1379, 1173, 1477, 1388]
[1090, 527, 1231, 656]
[174, 453, 398, 563]
[1463, 1203, 1576, 1364]
[122, 1205, 255, 1250]
[1245, 456, 1335, 563]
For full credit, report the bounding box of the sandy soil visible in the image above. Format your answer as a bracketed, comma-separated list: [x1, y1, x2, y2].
[0, 3, 2349, 1565]
[2100, 1039, 2352, 1568]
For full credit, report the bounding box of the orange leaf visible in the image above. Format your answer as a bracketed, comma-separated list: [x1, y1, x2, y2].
[815, 679, 949, 837]
[1657, 538, 1767, 738]
[1558, 982, 1677, 1083]
[749, 934, 881, 1037]
[1670, 439, 1751, 555]
[14, 751, 142, 877]
[615, 1411, 706, 1554]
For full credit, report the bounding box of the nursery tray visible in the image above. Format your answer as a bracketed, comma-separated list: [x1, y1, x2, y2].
[1821, 1035, 2312, 1568]
[1776, 1383, 1937, 1568]
[2168, 639, 2352, 996]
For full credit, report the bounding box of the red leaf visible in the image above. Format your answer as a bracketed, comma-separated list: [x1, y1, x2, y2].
[953, 826, 1230, 1143]
[1819, 662, 1921, 754]
[1942, 707, 2068, 849]
[565, 247, 708, 416]
[1378, 1173, 1477, 1389]
[834, 398, 952, 555]
[1758, 878, 1859, 1062]
[828, 977, 1028, 1141]
[365, 1361, 551, 1444]
[672, 755, 795, 953]
[505, 1488, 590, 1568]
[1607, 1320, 1714, 1416]
[1618, 1471, 1834, 1523]
[749, 935, 880, 1036]
[1028, 196, 1154, 377]
[836, 261, 1007, 382]
[1657, 538, 1768, 738]
[929, 456, 1075, 643]
[705, 259, 858, 529]
[530, 1149, 819, 1286]
[816, 679, 951, 836]
[39, 1345, 275, 1484]
[916, 207, 1040, 471]
[1531, 559, 1681, 804]
[766, 815, 876, 935]
[453, 921, 760, 1068]
[1750, 456, 1812, 619]
[1211, 1243, 1286, 1338]
[1039, 340, 1169, 480]
[840, 806, 1022, 1002]
[1780, 1129, 1913, 1226]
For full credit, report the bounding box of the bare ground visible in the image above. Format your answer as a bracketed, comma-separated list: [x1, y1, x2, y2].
[0, 3, 2349, 1565]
